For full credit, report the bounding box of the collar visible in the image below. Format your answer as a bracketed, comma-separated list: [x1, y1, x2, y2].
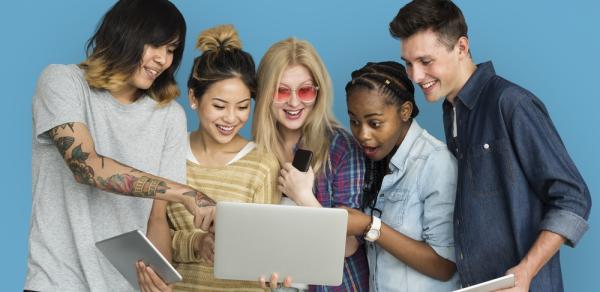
[451, 61, 496, 110]
[388, 120, 424, 175]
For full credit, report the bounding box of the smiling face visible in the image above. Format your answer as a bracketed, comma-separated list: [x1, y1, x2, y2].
[271, 64, 316, 132]
[347, 88, 412, 161]
[130, 42, 177, 91]
[401, 29, 471, 103]
[190, 77, 251, 145]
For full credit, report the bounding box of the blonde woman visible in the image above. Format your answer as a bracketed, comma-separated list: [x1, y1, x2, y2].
[252, 38, 369, 292]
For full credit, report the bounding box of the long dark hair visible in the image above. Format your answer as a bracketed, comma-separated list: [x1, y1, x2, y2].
[345, 61, 418, 210]
[80, 0, 186, 104]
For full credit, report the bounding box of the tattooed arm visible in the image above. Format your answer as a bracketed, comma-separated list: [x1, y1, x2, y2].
[49, 122, 216, 230]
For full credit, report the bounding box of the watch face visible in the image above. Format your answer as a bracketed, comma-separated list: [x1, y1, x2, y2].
[366, 229, 380, 241]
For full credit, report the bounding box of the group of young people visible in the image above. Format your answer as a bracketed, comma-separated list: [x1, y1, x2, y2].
[25, 0, 591, 292]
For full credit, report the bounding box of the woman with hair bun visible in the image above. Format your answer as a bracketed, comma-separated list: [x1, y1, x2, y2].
[141, 24, 281, 292]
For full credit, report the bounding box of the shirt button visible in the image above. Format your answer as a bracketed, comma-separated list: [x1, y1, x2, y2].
[483, 143, 490, 150]
[460, 253, 464, 260]
[456, 219, 460, 226]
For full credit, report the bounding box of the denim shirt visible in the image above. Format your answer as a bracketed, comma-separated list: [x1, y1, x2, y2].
[366, 121, 459, 292]
[444, 61, 592, 291]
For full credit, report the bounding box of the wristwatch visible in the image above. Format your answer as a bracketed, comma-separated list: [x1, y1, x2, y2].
[364, 215, 381, 242]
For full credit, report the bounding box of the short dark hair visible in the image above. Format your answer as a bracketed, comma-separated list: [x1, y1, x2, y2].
[188, 25, 256, 101]
[345, 61, 419, 118]
[81, 0, 186, 103]
[389, 0, 468, 50]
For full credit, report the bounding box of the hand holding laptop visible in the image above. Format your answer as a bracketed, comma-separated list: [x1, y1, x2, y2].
[259, 273, 293, 289]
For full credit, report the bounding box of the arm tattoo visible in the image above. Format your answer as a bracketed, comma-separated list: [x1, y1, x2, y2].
[49, 122, 75, 139]
[55, 136, 74, 157]
[66, 144, 96, 185]
[49, 123, 171, 198]
[183, 190, 216, 207]
[96, 175, 169, 198]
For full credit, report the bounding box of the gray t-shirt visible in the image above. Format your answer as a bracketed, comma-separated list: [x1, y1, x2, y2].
[25, 64, 187, 292]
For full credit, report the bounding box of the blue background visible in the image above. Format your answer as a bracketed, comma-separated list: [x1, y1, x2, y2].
[1, 1, 598, 290]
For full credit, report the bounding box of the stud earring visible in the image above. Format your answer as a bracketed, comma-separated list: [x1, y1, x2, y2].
[191, 103, 197, 110]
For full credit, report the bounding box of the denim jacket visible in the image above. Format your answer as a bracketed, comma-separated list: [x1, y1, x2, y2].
[366, 121, 459, 292]
[444, 61, 591, 291]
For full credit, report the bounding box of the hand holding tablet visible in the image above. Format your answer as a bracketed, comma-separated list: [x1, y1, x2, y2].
[453, 274, 515, 292]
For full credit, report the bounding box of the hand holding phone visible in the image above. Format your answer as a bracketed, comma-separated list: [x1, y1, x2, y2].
[281, 149, 313, 202]
[292, 149, 313, 172]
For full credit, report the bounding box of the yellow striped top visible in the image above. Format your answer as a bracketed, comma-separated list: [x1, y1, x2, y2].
[167, 146, 280, 291]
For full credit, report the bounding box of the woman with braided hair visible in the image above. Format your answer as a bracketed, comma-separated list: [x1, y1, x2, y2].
[343, 61, 460, 291]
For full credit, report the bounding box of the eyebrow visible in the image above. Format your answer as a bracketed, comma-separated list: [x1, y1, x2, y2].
[401, 55, 431, 62]
[347, 111, 384, 118]
[279, 80, 314, 87]
[212, 97, 251, 104]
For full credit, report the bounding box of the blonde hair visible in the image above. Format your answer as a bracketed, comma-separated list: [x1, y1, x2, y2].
[252, 37, 338, 175]
[196, 24, 241, 53]
[80, 54, 180, 105]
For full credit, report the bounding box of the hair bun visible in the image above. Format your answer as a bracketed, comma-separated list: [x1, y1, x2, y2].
[196, 24, 242, 53]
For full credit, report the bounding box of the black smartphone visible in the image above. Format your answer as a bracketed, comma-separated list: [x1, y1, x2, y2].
[281, 149, 313, 200]
[292, 149, 313, 172]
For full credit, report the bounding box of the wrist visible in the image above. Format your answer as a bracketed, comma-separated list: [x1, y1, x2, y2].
[364, 215, 382, 242]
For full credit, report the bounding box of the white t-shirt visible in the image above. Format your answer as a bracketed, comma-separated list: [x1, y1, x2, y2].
[26, 64, 187, 292]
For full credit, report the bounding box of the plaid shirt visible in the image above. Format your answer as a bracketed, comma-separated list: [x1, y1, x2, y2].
[309, 128, 369, 292]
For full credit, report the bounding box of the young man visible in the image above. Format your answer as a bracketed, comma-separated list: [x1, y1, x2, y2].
[389, 0, 591, 291]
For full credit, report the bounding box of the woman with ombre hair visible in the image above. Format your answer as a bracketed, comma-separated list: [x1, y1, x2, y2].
[252, 38, 369, 292]
[26, 1, 216, 291]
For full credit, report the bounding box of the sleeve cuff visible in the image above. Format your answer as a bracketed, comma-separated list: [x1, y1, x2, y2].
[539, 208, 589, 247]
[172, 229, 207, 263]
[430, 244, 456, 263]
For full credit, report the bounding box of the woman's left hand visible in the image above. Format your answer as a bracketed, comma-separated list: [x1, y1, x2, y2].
[278, 163, 315, 205]
[136, 261, 173, 292]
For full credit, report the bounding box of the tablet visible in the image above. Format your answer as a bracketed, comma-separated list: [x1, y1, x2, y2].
[214, 202, 348, 286]
[453, 274, 515, 292]
[96, 229, 182, 290]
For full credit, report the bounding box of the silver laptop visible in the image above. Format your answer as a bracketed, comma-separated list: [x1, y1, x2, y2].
[96, 229, 182, 290]
[214, 202, 348, 286]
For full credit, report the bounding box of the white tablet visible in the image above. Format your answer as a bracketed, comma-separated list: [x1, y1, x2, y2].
[96, 229, 182, 290]
[453, 274, 515, 292]
[214, 202, 348, 286]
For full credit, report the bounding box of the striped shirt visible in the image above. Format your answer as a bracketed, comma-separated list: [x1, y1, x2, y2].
[310, 128, 369, 292]
[167, 142, 280, 291]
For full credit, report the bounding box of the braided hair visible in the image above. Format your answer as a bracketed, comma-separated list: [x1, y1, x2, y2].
[344, 61, 419, 211]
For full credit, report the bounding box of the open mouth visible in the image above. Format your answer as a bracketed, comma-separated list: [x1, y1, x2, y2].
[283, 108, 303, 120]
[216, 124, 235, 135]
[363, 146, 379, 158]
[143, 66, 160, 80]
[420, 80, 437, 91]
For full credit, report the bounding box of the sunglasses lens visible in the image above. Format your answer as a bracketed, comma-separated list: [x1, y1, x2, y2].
[275, 87, 291, 102]
[297, 86, 317, 101]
